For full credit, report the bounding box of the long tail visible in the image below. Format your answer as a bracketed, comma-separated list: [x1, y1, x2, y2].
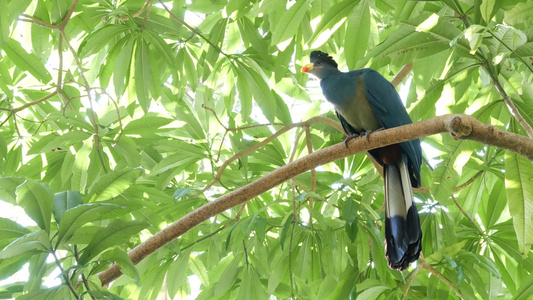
[384, 159, 422, 270]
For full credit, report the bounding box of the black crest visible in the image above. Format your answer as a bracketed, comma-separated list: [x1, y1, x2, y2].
[310, 50, 338, 68]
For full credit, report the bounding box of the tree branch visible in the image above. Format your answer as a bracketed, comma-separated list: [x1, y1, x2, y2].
[391, 62, 413, 88]
[98, 114, 533, 285]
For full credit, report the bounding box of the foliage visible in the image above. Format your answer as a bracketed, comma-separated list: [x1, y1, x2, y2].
[0, 0, 533, 299]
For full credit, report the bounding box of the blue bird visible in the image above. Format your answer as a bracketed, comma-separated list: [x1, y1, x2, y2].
[302, 51, 422, 270]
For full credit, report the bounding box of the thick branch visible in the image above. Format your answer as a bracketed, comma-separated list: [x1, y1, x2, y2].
[98, 114, 533, 285]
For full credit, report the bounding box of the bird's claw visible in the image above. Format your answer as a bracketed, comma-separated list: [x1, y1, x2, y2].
[343, 127, 386, 147]
[343, 134, 359, 147]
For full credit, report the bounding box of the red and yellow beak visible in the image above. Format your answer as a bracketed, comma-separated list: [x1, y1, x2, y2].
[301, 63, 314, 73]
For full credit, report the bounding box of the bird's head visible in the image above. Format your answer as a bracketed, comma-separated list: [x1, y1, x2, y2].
[301, 50, 339, 79]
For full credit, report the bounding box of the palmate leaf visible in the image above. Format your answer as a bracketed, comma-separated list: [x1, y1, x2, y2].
[430, 138, 475, 203]
[78, 24, 132, 58]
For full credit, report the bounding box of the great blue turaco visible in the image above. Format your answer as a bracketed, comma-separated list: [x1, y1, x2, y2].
[301, 51, 422, 270]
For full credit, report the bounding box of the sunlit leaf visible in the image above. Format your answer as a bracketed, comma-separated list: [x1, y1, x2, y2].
[78, 219, 147, 264]
[2, 38, 52, 83]
[505, 150, 533, 256]
[15, 180, 53, 232]
[88, 167, 143, 202]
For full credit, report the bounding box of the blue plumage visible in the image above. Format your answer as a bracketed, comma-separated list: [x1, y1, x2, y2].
[302, 51, 423, 270]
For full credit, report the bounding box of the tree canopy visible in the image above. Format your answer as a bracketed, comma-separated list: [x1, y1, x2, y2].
[1, 0, 533, 299]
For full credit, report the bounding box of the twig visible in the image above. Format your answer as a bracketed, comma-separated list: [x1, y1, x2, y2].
[202, 116, 342, 192]
[58, 0, 79, 29]
[20, 0, 78, 30]
[451, 194, 484, 235]
[402, 261, 423, 299]
[414, 170, 483, 194]
[158, 0, 229, 58]
[117, 0, 152, 21]
[98, 114, 533, 285]
[51, 250, 79, 298]
[60, 29, 108, 172]
[391, 62, 413, 87]
[73, 245, 97, 300]
[140, 0, 153, 29]
[11, 91, 58, 113]
[420, 257, 465, 299]
[491, 75, 533, 138]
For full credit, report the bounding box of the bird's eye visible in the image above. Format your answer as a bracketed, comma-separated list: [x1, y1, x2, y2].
[315, 61, 322, 65]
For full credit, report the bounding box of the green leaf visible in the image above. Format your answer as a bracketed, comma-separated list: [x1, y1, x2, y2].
[237, 61, 276, 123]
[0, 217, 31, 243]
[0, 177, 25, 205]
[17, 285, 73, 300]
[430, 139, 474, 203]
[425, 240, 467, 264]
[234, 65, 253, 120]
[214, 258, 240, 296]
[102, 34, 135, 96]
[78, 219, 147, 264]
[307, 0, 358, 47]
[505, 150, 533, 256]
[341, 198, 358, 224]
[480, 0, 495, 22]
[56, 203, 123, 247]
[0, 0, 9, 46]
[0, 230, 51, 259]
[356, 286, 391, 300]
[27, 131, 92, 155]
[513, 271, 533, 300]
[238, 17, 269, 57]
[100, 248, 141, 287]
[88, 168, 143, 202]
[71, 140, 92, 193]
[52, 190, 82, 224]
[123, 115, 173, 136]
[345, 0, 371, 69]
[237, 267, 268, 300]
[279, 213, 294, 250]
[135, 39, 152, 113]
[2, 38, 52, 83]
[271, 0, 309, 46]
[189, 255, 210, 286]
[293, 275, 318, 300]
[78, 24, 131, 58]
[167, 249, 191, 297]
[16, 179, 53, 232]
[203, 18, 227, 80]
[504, 2, 533, 26]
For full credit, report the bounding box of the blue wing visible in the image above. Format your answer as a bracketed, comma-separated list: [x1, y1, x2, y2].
[352, 69, 422, 187]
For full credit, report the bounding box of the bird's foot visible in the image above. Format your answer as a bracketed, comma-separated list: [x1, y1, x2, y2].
[363, 127, 386, 141]
[343, 134, 359, 147]
[343, 128, 386, 147]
